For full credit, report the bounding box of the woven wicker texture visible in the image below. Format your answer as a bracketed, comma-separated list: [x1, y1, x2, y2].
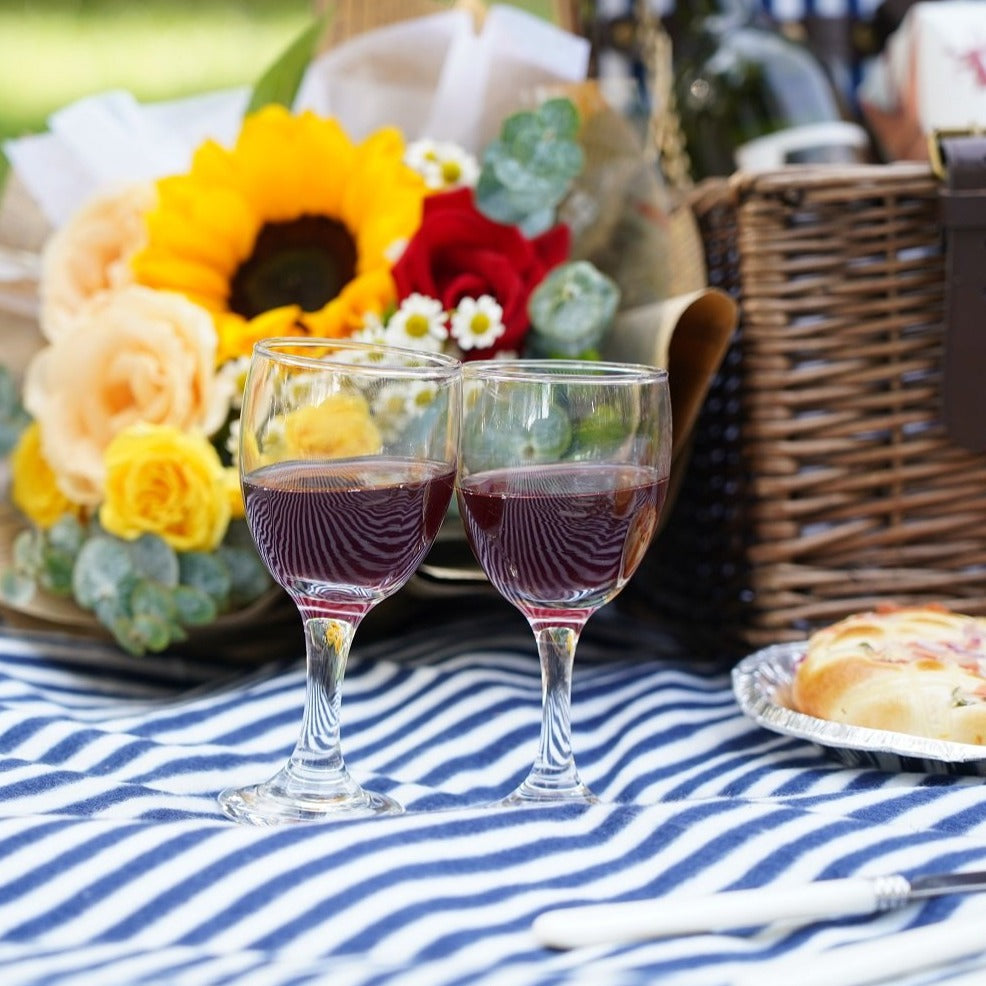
[633, 162, 986, 658]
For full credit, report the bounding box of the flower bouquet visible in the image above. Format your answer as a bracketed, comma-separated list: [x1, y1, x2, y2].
[0, 2, 736, 657]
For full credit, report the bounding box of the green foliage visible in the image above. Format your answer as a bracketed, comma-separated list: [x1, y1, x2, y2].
[0, 518, 273, 657]
[128, 533, 180, 586]
[463, 395, 572, 473]
[247, 14, 328, 114]
[0, 366, 29, 456]
[475, 98, 583, 236]
[526, 260, 620, 358]
[178, 551, 232, 607]
[0, 567, 33, 607]
[172, 585, 218, 627]
[73, 536, 138, 609]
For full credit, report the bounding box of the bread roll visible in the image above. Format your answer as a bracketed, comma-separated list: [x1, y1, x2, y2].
[790, 605, 986, 746]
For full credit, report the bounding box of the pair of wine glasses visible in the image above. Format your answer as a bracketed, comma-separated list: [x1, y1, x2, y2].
[220, 338, 671, 825]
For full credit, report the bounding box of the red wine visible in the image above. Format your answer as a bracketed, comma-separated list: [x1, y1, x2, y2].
[244, 457, 454, 619]
[458, 463, 668, 625]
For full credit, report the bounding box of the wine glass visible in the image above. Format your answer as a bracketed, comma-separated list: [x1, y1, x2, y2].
[456, 360, 671, 805]
[220, 338, 460, 825]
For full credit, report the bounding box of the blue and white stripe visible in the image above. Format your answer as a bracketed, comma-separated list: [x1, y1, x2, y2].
[1, 609, 986, 986]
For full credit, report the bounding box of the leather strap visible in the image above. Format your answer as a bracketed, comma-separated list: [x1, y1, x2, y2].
[939, 135, 986, 452]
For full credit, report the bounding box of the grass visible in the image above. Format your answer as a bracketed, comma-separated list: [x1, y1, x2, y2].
[0, 0, 313, 145]
[0, 0, 557, 143]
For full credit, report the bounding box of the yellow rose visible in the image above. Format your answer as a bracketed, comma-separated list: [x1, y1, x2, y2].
[23, 284, 226, 506]
[40, 182, 156, 342]
[9, 422, 86, 529]
[99, 424, 231, 552]
[282, 393, 382, 458]
[223, 466, 245, 519]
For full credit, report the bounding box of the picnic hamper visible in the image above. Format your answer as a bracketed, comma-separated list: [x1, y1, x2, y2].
[625, 161, 986, 660]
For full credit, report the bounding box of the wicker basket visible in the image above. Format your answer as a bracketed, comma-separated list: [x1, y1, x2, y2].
[626, 161, 986, 660]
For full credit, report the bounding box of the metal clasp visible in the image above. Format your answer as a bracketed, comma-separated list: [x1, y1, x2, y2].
[928, 127, 986, 179]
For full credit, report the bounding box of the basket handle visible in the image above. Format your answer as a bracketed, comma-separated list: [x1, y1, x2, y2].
[936, 132, 986, 452]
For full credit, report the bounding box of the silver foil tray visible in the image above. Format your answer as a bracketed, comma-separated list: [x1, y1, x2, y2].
[732, 642, 986, 776]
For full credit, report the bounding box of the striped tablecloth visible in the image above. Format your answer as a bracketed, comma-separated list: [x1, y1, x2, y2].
[1, 606, 986, 986]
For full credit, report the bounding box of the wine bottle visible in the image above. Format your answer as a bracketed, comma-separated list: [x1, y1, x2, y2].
[665, 0, 872, 180]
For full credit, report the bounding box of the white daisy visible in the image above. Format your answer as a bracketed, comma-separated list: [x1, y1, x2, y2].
[449, 295, 505, 351]
[350, 313, 391, 358]
[221, 356, 252, 408]
[373, 382, 413, 420]
[370, 384, 411, 443]
[354, 311, 387, 341]
[404, 138, 480, 190]
[385, 293, 448, 352]
[407, 379, 439, 413]
[225, 418, 241, 462]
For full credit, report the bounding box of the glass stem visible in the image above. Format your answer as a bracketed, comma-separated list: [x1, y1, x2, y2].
[291, 616, 352, 772]
[525, 624, 583, 794]
[266, 615, 365, 803]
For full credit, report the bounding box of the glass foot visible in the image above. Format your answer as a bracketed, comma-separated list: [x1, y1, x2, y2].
[494, 775, 601, 808]
[219, 765, 403, 825]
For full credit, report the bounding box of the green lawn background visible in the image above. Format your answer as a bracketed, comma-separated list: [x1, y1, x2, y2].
[0, 0, 555, 150]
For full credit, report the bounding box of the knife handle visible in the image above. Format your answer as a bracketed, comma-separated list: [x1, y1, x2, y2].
[532, 875, 912, 950]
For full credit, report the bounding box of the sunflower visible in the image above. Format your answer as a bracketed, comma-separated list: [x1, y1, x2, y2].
[131, 105, 427, 364]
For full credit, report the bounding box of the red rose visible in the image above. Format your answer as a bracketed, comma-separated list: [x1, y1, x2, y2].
[391, 188, 570, 356]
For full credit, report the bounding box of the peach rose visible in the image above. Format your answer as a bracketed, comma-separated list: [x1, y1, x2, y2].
[40, 182, 156, 342]
[23, 285, 225, 506]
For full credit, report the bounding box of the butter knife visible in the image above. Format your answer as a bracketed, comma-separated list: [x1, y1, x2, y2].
[532, 870, 986, 950]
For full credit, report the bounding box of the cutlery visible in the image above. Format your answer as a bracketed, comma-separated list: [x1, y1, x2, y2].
[532, 869, 986, 950]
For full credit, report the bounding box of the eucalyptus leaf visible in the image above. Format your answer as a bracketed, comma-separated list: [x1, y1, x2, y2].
[12, 528, 43, 574]
[572, 405, 629, 452]
[246, 14, 329, 114]
[0, 365, 19, 412]
[46, 515, 86, 557]
[73, 537, 136, 609]
[536, 98, 581, 140]
[488, 154, 529, 190]
[39, 546, 75, 597]
[172, 585, 218, 627]
[0, 422, 25, 458]
[0, 366, 29, 456]
[105, 615, 143, 657]
[500, 113, 539, 155]
[217, 545, 273, 608]
[178, 552, 231, 606]
[128, 534, 179, 586]
[530, 140, 583, 178]
[93, 595, 127, 626]
[131, 579, 178, 623]
[519, 404, 573, 462]
[528, 261, 620, 355]
[130, 612, 175, 654]
[0, 568, 35, 607]
[476, 98, 583, 233]
[519, 207, 557, 238]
